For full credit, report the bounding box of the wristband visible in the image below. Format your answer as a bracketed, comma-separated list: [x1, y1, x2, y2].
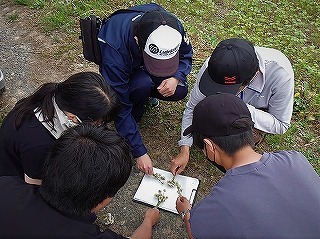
[180, 208, 191, 220]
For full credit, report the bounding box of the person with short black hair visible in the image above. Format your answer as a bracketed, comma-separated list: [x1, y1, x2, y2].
[176, 93, 320, 239]
[0, 124, 160, 239]
[171, 38, 294, 175]
[98, 3, 193, 175]
[0, 71, 120, 185]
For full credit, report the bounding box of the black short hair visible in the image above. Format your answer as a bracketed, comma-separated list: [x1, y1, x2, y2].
[193, 117, 255, 156]
[40, 123, 132, 216]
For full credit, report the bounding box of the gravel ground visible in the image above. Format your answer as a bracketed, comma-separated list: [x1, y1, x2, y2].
[0, 3, 72, 116]
[0, 6, 35, 115]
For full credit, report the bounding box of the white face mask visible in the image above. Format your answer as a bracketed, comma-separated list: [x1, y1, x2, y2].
[64, 115, 82, 128]
[34, 97, 83, 139]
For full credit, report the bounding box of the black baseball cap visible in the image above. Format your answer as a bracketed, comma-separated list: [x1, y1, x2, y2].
[199, 38, 259, 96]
[134, 10, 182, 77]
[183, 93, 254, 137]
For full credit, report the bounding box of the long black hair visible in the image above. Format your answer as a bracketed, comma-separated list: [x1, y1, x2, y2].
[13, 71, 120, 129]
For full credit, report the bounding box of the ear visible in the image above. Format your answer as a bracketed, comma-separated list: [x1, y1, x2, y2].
[64, 112, 80, 123]
[203, 138, 215, 152]
[64, 112, 75, 120]
[91, 197, 113, 213]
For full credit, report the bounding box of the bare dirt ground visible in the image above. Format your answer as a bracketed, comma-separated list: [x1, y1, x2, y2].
[0, 2, 100, 117]
[0, 4, 72, 115]
[0, 2, 221, 238]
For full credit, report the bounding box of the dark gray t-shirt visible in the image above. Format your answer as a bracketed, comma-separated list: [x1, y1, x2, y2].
[190, 151, 320, 239]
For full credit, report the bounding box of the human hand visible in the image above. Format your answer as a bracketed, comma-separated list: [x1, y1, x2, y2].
[144, 208, 160, 226]
[176, 196, 194, 239]
[136, 153, 154, 175]
[157, 77, 179, 97]
[170, 146, 190, 175]
[176, 195, 191, 214]
[130, 207, 160, 239]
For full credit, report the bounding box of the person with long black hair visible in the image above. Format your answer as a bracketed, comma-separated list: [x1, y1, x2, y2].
[0, 71, 120, 185]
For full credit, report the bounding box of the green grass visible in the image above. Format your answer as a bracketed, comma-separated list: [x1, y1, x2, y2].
[6, 0, 320, 174]
[7, 12, 19, 22]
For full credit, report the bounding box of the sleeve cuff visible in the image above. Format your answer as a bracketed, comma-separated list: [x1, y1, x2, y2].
[178, 137, 193, 147]
[132, 144, 147, 159]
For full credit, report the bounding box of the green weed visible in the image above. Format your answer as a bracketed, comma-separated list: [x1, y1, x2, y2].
[14, 0, 45, 9]
[7, 13, 19, 22]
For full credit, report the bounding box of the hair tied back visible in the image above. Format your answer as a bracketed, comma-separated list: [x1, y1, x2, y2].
[55, 83, 59, 93]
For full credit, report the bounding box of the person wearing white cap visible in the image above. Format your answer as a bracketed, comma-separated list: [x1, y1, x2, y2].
[98, 3, 193, 175]
[171, 38, 294, 176]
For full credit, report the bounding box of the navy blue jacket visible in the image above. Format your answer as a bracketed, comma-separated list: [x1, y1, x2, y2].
[98, 3, 193, 158]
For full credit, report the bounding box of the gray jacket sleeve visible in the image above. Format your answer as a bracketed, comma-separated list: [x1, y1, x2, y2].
[178, 58, 208, 147]
[246, 47, 294, 134]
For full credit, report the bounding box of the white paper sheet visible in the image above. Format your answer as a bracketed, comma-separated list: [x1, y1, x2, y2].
[133, 168, 200, 214]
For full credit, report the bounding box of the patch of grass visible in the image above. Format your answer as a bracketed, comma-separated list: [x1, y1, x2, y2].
[215, 0, 320, 122]
[7, 12, 19, 22]
[9, 0, 320, 175]
[14, 0, 45, 9]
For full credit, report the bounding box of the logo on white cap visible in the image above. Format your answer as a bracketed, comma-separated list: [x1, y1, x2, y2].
[144, 25, 182, 60]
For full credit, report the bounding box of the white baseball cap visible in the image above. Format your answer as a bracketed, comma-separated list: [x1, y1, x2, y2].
[135, 10, 182, 77]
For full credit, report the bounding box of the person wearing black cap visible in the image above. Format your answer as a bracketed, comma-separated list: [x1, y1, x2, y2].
[171, 38, 294, 175]
[98, 3, 193, 175]
[175, 93, 320, 239]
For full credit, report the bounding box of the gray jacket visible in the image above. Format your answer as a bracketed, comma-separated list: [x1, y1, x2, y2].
[179, 46, 294, 147]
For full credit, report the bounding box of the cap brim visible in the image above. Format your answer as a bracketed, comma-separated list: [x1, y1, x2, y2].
[199, 68, 242, 96]
[143, 51, 179, 77]
[183, 125, 194, 136]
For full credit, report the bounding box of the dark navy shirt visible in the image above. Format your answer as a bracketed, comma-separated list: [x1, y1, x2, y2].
[0, 110, 55, 179]
[0, 176, 127, 239]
